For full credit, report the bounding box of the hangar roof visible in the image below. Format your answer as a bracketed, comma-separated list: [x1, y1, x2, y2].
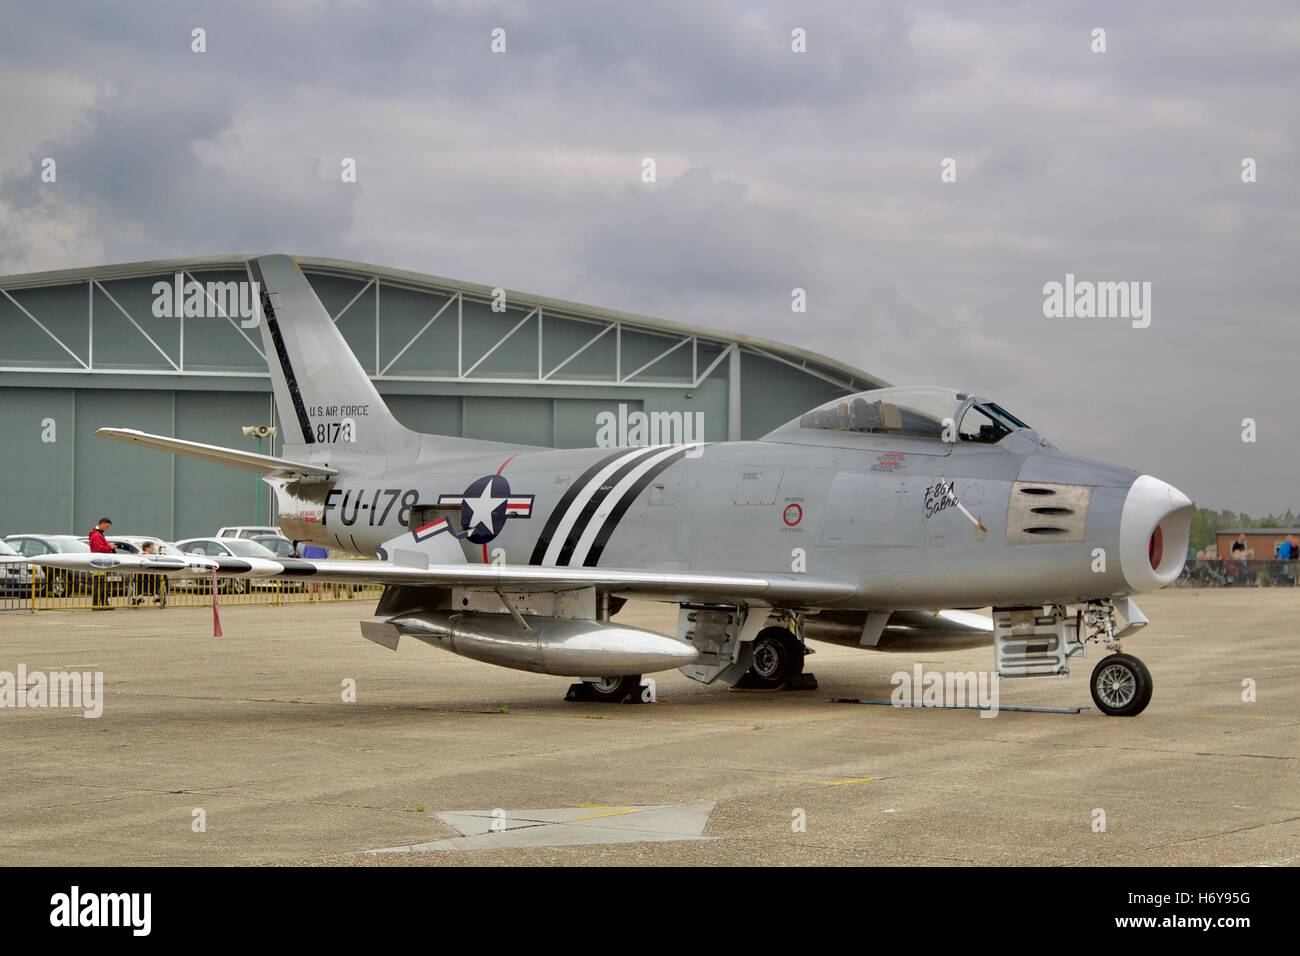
[0, 254, 888, 392]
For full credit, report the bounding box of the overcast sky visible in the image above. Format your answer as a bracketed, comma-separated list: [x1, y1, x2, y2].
[1, 1, 1296, 513]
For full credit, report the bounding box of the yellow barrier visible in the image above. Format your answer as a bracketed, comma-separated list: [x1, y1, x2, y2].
[27, 567, 381, 612]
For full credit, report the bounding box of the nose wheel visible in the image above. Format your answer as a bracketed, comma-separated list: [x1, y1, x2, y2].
[1089, 653, 1153, 717]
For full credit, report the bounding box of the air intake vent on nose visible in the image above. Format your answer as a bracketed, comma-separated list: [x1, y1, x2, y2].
[1006, 481, 1092, 544]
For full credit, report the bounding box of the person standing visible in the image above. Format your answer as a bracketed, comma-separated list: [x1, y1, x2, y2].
[131, 541, 167, 607]
[301, 542, 329, 600]
[88, 517, 114, 610]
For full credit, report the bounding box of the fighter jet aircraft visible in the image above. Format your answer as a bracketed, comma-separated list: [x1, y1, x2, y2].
[19, 255, 1194, 716]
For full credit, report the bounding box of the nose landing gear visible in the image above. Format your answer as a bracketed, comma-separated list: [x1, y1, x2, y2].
[1089, 652, 1153, 717]
[1078, 600, 1153, 717]
[996, 601, 1155, 716]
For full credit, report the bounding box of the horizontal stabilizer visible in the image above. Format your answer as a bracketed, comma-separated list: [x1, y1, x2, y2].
[97, 428, 337, 479]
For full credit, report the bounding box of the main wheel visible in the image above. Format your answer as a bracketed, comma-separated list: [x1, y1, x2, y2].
[1090, 653, 1153, 717]
[583, 675, 642, 703]
[747, 627, 805, 689]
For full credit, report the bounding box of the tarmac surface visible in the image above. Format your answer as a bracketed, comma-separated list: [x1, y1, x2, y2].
[1, 589, 1297, 866]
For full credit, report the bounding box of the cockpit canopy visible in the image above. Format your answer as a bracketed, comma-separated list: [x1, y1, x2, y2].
[792, 387, 1031, 445]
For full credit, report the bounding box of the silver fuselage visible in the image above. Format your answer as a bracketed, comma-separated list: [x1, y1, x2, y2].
[278, 423, 1185, 613]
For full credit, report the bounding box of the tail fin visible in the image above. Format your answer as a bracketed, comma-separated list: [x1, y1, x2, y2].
[249, 254, 415, 454]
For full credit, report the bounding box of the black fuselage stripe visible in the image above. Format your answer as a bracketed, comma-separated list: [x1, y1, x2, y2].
[527, 448, 646, 565]
[582, 448, 691, 567]
[249, 259, 315, 444]
[554, 451, 660, 566]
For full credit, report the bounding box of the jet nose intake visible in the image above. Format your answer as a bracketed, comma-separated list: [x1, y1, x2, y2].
[1119, 475, 1193, 592]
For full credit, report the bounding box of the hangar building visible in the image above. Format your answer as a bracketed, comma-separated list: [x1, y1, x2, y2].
[0, 255, 886, 540]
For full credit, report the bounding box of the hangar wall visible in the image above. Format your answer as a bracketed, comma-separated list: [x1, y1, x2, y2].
[0, 256, 885, 541]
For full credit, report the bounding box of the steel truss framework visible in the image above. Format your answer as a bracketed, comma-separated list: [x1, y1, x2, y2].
[0, 257, 882, 396]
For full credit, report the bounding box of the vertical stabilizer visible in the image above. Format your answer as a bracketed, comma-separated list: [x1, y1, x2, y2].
[249, 254, 416, 457]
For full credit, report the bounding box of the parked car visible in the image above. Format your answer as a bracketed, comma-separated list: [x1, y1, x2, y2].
[0, 537, 44, 594]
[2, 534, 93, 596]
[99, 535, 187, 557]
[250, 534, 297, 558]
[71, 535, 187, 593]
[96, 536, 182, 605]
[248, 535, 309, 592]
[216, 526, 285, 540]
[175, 537, 282, 593]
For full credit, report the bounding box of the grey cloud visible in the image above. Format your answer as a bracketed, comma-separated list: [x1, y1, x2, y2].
[0, 0, 1297, 512]
[579, 168, 813, 312]
[0, 87, 360, 260]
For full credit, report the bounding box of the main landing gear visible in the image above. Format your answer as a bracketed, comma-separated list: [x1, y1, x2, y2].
[731, 624, 818, 690]
[743, 627, 805, 689]
[566, 675, 644, 703]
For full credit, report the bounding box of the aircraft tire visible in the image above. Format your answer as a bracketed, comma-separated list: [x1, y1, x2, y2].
[747, 627, 805, 689]
[1090, 653, 1152, 717]
[583, 675, 642, 703]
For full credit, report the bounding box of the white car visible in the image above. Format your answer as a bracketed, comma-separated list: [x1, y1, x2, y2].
[216, 526, 286, 540]
[0, 537, 44, 594]
[71, 535, 186, 593]
[3, 534, 92, 596]
[101, 535, 187, 557]
[174, 537, 283, 592]
[250, 534, 298, 558]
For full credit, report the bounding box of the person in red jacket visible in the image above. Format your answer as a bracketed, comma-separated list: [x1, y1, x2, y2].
[88, 517, 113, 609]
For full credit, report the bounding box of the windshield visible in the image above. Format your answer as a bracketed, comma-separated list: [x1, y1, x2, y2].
[253, 537, 294, 557]
[799, 387, 968, 440]
[221, 539, 277, 558]
[53, 539, 91, 553]
[0, 539, 17, 556]
[959, 402, 1032, 444]
[796, 387, 1033, 445]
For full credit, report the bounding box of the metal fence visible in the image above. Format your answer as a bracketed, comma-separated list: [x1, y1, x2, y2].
[1175, 559, 1299, 588]
[1, 566, 381, 612]
[4, 559, 1296, 613]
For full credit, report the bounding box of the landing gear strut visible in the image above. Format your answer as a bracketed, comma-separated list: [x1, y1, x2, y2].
[1076, 600, 1153, 717]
